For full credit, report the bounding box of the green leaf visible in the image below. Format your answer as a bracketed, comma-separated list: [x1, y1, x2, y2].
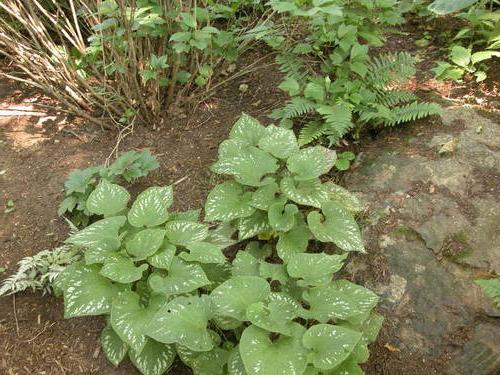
[146, 295, 214, 351]
[169, 209, 201, 222]
[280, 177, 329, 208]
[211, 146, 279, 187]
[66, 216, 126, 249]
[258, 125, 299, 159]
[237, 210, 272, 240]
[277, 219, 311, 262]
[100, 254, 148, 283]
[218, 139, 249, 159]
[62, 263, 126, 318]
[205, 181, 256, 222]
[211, 276, 271, 320]
[471, 50, 500, 65]
[475, 278, 500, 308]
[129, 339, 175, 375]
[84, 242, 119, 265]
[268, 202, 298, 232]
[111, 291, 162, 353]
[323, 182, 363, 213]
[239, 325, 308, 375]
[229, 113, 267, 146]
[303, 280, 379, 323]
[177, 345, 230, 375]
[147, 242, 176, 269]
[302, 324, 362, 370]
[86, 179, 130, 217]
[161, 221, 209, 247]
[64, 167, 100, 194]
[287, 146, 336, 180]
[205, 222, 238, 248]
[101, 325, 128, 366]
[128, 186, 173, 228]
[278, 77, 301, 96]
[228, 347, 247, 375]
[428, 0, 478, 15]
[259, 262, 288, 284]
[250, 182, 286, 211]
[149, 257, 210, 295]
[450, 45, 471, 67]
[126, 229, 166, 260]
[287, 253, 347, 286]
[307, 201, 364, 252]
[181, 12, 197, 28]
[304, 81, 325, 102]
[180, 242, 226, 264]
[232, 251, 260, 277]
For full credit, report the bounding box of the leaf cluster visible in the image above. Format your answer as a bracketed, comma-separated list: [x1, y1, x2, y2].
[55, 115, 381, 375]
[58, 149, 159, 227]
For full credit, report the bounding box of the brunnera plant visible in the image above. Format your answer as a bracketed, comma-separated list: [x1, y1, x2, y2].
[55, 114, 381, 375]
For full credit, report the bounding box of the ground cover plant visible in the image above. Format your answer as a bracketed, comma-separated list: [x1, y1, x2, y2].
[52, 114, 382, 375]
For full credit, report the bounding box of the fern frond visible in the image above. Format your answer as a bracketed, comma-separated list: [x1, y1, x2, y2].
[281, 97, 317, 119]
[298, 121, 327, 146]
[317, 104, 354, 142]
[383, 102, 441, 126]
[276, 53, 305, 80]
[367, 52, 416, 87]
[377, 90, 417, 107]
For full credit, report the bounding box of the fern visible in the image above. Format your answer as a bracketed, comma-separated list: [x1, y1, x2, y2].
[376, 90, 417, 107]
[281, 97, 317, 119]
[382, 102, 441, 126]
[367, 52, 416, 87]
[317, 104, 354, 141]
[298, 120, 327, 146]
[276, 53, 305, 80]
[0, 245, 81, 296]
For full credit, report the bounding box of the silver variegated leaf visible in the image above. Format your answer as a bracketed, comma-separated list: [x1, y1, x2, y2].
[147, 241, 176, 269]
[229, 113, 267, 146]
[211, 276, 270, 320]
[280, 177, 329, 208]
[302, 324, 362, 370]
[177, 345, 230, 375]
[100, 254, 148, 283]
[205, 181, 255, 222]
[287, 253, 348, 286]
[286, 146, 336, 180]
[146, 295, 214, 351]
[86, 179, 130, 217]
[101, 325, 128, 367]
[164, 220, 209, 246]
[232, 251, 260, 277]
[148, 257, 210, 295]
[128, 186, 173, 228]
[180, 242, 226, 264]
[238, 210, 272, 241]
[250, 182, 287, 211]
[276, 219, 311, 263]
[307, 201, 364, 252]
[129, 338, 175, 375]
[257, 125, 299, 159]
[125, 228, 166, 260]
[66, 216, 126, 249]
[268, 202, 298, 232]
[323, 182, 364, 213]
[228, 347, 247, 375]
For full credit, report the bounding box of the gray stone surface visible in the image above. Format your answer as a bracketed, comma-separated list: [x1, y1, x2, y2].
[345, 106, 500, 374]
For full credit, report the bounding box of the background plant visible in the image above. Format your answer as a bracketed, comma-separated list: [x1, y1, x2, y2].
[475, 277, 500, 308]
[53, 114, 380, 375]
[59, 149, 159, 227]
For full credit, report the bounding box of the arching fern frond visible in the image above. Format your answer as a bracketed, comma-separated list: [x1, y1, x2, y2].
[280, 97, 317, 119]
[367, 52, 416, 87]
[298, 121, 327, 146]
[317, 104, 354, 142]
[383, 102, 441, 126]
[276, 53, 305, 80]
[376, 90, 417, 107]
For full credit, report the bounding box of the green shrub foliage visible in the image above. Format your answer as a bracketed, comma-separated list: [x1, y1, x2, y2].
[56, 115, 381, 375]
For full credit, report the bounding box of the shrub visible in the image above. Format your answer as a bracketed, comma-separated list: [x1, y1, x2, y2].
[54, 114, 381, 375]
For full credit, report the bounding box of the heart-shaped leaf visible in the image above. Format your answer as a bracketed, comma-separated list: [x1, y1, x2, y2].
[303, 280, 379, 323]
[280, 177, 329, 208]
[128, 186, 173, 228]
[211, 146, 279, 187]
[211, 276, 271, 320]
[302, 324, 361, 370]
[61, 263, 126, 318]
[146, 295, 214, 351]
[149, 257, 210, 295]
[307, 201, 364, 252]
[100, 254, 148, 283]
[232, 251, 260, 277]
[229, 113, 267, 146]
[66, 216, 126, 249]
[205, 181, 255, 222]
[287, 146, 336, 180]
[238, 210, 272, 240]
[257, 125, 299, 159]
[84, 241, 120, 265]
[101, 325, 128, 366]
[177, 345, 230, 375]
[268, 202, 298, 232]
[180, 242, 226, 264]
[147, 242, 176, 269]
[250, 182, 287, 211]
[323, 182, 363, 213]
[126, 229, 166, 260]
[239, 325, 308, 375]
[259, 262, 288, 284]
[129, 339, 175, 375]
[287, 253, 348, 286]
[205, 222, 238, 249]
[165, 220, 209, 246]
[111, 291, 164, 353]
[276, 219, 311, 263]
[86, 179, 130, 217]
